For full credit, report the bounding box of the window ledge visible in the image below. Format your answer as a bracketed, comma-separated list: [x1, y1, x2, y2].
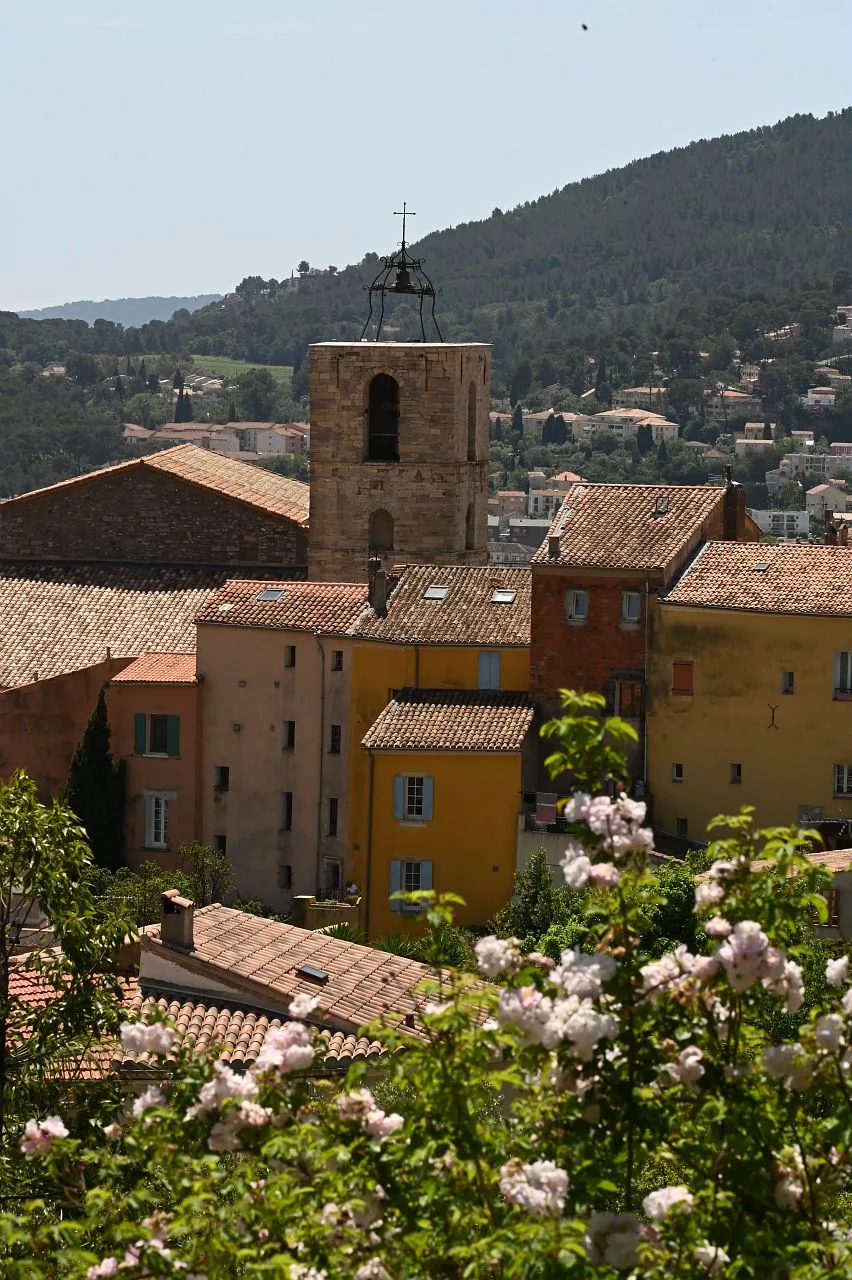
[834, 691, 852, 701]
[618, 620, 641, 631]
[398, 819, 429, 827]
[143, 752, 171, 759]
[565, 619, 587, 628]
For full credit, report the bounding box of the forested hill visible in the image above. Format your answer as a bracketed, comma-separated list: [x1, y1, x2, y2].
[19, 295, 222, 326]
[170, 109, 851, 374]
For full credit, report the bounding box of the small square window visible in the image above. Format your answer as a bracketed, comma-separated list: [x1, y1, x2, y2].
[781, 671, 795, 694]
[565, 589, 589, 623]
[423, 585, 449, 601]
[329, 724, 342, 754]
[331, 650, 343, 671]
[214, 765, 230, 793]
[328, 797, 339, 837]
[283, 720, 296, 750]
[284, 646, 296, 668]
[730, 763, 742, 784]
[676, 818, 689, 837]
[672, 763, 684, 782]
[212, 834, 227, 854]
[257, 587, 285, 602]
[491, 588, 517, 604]
[621, 591, 642, 623]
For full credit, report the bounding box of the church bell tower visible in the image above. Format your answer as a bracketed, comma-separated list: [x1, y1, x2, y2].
[307, 208, 490, 583]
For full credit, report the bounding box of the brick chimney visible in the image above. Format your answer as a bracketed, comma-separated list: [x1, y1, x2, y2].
[367, 557, 388, 614]
[160, 889, 195, 951]
[722, 465, 746, 542]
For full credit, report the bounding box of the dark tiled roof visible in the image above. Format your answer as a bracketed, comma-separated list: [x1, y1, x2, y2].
[110, 652, 197, 684]
[195, 579, 367, 633]
[353, 565, 531, 646]
[531, 482, 724, 571]
[662, 542, 852, 616]
[0, 564, 238, 690]
[363, 689, 534, 752]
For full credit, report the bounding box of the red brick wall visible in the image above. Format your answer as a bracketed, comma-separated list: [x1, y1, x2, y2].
[0, 468, 308, 567]
[530, 570, 647, 699]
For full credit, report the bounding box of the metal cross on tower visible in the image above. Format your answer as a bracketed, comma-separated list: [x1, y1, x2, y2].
[360, 204, 443, 342]
[394, 202, 415, 253]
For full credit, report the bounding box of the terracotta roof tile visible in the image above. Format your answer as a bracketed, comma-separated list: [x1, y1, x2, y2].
[662, 542, 852, 616]
[531, 482, 725, 572]
[0, 564, 239, 690]
[110, 651, 197, 684]
[140, 906, 474, 1038]
[195, 579, 367, 633]
[353, 565, 531, 646]
[4, 444, 309, 525]
[807, 849, 852, 873]
[363, 689, 534, 752]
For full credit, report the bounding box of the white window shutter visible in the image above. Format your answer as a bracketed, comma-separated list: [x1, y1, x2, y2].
[389, 860, 402, 911]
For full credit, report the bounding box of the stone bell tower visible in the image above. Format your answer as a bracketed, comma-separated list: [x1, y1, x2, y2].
[307, 207, 490, 583]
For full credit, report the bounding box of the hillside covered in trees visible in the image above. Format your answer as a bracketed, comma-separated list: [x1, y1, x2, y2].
[19, 295, 223, 326]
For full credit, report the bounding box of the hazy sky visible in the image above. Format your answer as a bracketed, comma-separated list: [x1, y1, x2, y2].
[2, 0, 849, 310]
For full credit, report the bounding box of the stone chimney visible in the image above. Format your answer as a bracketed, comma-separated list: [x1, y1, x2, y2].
[367, 558, 388, 615]
[160, 889, 195, 951]
[840, 524, 849, 547]
[548, 534, 561, 558]
[825, 510, 838, 546]
[722, 465, 746, 542]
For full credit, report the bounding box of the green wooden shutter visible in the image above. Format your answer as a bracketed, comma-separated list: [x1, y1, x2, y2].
[134, 713, 146, 754]
[389, 860, 402, 912]
[423, 777, 434, 820]
[166, 715, 180, 757]
[393, 776, 405, 820]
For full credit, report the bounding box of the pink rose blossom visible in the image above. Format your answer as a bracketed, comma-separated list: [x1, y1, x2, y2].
[20, 1115, 68, 1158]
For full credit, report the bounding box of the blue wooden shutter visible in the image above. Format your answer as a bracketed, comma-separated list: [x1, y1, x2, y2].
[166, 715, 180, 757]
[134, 713, 146, 754]
[389, 859, 402, 912]
[423, 777, 434, 820]
[420, 860, 433, 891]
[478, 651, 500, 689]
[393, 775, 405, 819]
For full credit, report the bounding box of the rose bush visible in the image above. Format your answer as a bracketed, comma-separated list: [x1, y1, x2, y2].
[2, 693, 851, 1277]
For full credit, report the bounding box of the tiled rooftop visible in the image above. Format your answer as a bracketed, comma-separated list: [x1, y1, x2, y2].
[141, 906, 445, 1037]
[0, 564, 240, 690]
[532, 483, 724, 572]
[353, 565, 531, 647]
[115, 988, 385, 1074]
[363, 689, 534, 752]
[662, 543, 852, 616]
[807, 849, 852, 873]
[5, 444, 310, 526]
[110, 651, 197, 685]
[195, 579, 367, 633]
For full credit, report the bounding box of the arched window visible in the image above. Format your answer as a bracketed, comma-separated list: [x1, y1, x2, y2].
[369, 508, 394, 553]
[465, 504, 476, 552]
[366, 374, 399, 461]
[238, 535, 258, 563]
[467, 381, 477, 462]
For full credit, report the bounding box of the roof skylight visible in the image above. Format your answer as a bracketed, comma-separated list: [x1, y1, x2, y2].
[257, 587, 285, 602]
[491, 589, 517, 604]
[423, 585, 449, 601]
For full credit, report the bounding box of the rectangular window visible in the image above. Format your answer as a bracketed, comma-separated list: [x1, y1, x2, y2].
[834, 765, 852, 796]
[827, 889, 840, 928]
[135, 713, 180, 757]
[212, 834, 227, 854]
[618, 681, 643, 717]
[324, 859, 342, 893]
[672, 661, 694, 696]
[781, 671, 795, 694]
[280, 863, 293, 891]
[835, 652, 852, 697]
[730, 763, 742, 784]
[621, 590, 642, 623]
[478, 651, 501, 690]
[331, 649, 343, 671]
[393, 774, 434, 822]
[389, 859, 434, 913]
[329, 724, 342, 754]
[144, 795, 168, 849]
[328, 797, 338, 837]
[565, 589, 589, 623]
[676, 818, 688, 837]
[214, 765, 230, 793]
[280, 791, 293, 831]
[284, 645, 296, 668]
[672, 763, 684, 782]
[284, 720, 296, 750]
[403, 860, 422, 892]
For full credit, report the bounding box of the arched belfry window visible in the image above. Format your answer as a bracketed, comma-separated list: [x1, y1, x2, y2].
[467, 381, 477, 462]
[369, 508, 395, 553]
[465, 503, 476, 551]
[367, 374, 399, 461]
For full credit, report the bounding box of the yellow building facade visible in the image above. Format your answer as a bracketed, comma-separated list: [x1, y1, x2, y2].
[647, 542, 852, 842]
[348, 564, 532, 935]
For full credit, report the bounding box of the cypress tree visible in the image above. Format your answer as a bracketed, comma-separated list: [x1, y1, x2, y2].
[64, 687, 125, 871]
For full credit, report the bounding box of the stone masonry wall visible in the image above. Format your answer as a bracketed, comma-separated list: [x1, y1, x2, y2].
[308, 343, 491, 581]
[0, 467, 308, 567]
